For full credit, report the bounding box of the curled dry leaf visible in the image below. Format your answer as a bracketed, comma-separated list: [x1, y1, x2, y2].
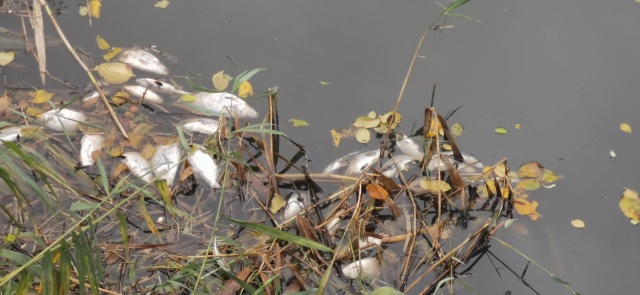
[288, 118, 308, 127]
[619, 188, 640, 221]
[366, 183, 389, 200]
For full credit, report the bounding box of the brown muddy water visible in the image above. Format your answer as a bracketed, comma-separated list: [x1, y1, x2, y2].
[2, 0, 640, 294]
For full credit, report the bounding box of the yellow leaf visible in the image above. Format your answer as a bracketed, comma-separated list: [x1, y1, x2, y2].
[367, 183, 389, 200]
[620, 123, 632, 133]
[450, 123, 464, 137]
[541, 169, 558, 183]
[495, 127, 508, 134]
[96, 35, 110, 50]
[620, 188, 640, 220]
[154, 0, 170, 8]
[331, 129, 342, 147]
[26, 107, 44, 117]
[514, 123, 522, 129]
[478, 180, 510, 198]
[380, 111, 402, 130]
[288, 118, 308, 127]
[270, 194, 286, 214]
[442, 143, 452, 151]
[517, 161, 543, 178]
[483, 162, 508, 178]
[212, 70, 230, 90]
[31, 89, 54, 104]
[367, 111, 376, 119]
[513, 197, 540, 220]
[0, 50, 16, 66]
[89, 0, 101, 18]
[419, 179, 451, 192]
[112, 91, 129, 105]
[78, 6, 88, 16]
[103, 47, 122, 61]
[319, 81, 330, 85]
[355, 127, 371, 143]
[238, 81, 253, 98]
[353, 115, 380, 128]
[571, 219, 585, 228]
[180, 93, 195, 102]
[517, 178, 541, 191]
[94, 62, 134, 84]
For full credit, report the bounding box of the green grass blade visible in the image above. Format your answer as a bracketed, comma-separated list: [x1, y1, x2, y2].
[186, 74, 218, 92]
[42, 250, 55, 295]
[227, 218, 333, 253]
[252, 274, 279, 295]
[96, 156, 110, 195]
[15, 269, 32, 295]
[231, 68, 265, 93]
[59, 240, 71, 295]
[232, 124, 286, 136]
[444, 0, 470, 14]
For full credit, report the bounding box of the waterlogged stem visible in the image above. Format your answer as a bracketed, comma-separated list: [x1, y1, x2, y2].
[35, 0, 130, 139]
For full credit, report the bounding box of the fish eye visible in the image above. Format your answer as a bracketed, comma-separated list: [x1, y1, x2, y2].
[154, 81, 163, 87]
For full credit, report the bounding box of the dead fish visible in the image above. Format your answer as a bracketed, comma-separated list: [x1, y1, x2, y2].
[192, 92, 258, 119]
[39, 109, 86, 132]
[117, 47, 169, 75]
[381, 155, 420, 178]
[345, 150, 384, 176]
[180, 118, 220, 135]
[341, 257, 381, 279]
[0, 126, 22, 143]
[187, 146, 222, 188]
[427, 151, 484, 174]
[283, 191, 310, 220]
[151, 143, 181, 186]
[323, 151, 359, 174]
[79, 134, 105, 166]
[81, 82, 115, 102]
[358, 236, 382, 250]
[136, 78, 191, 96]
[123, 85, 164, 104]
[395, 133, 424, 161]
[122, 152, 154, 183]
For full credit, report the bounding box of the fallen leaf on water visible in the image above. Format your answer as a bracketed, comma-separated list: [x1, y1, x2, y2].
[419, 179, 451, 192]
[571, 219, 585, 229]
[238, 81, 253, 98]
[26, 107, 44, 117]
[518, 161, 543, 178]
[331, 129, 343, 147]
[155, 0, 170, 8]
[320, 81, 330, 85]
[442, 143, 452, 151]
[495, 127, 508, 134]
[620, 123, 632, 133]
[96, 35, 110, 50]
[94, 62, 134, 84]
[288, 118, 308, 127]
[89, 0, 101, 18]
[0, 51, 16, 66]
[541, 169, 559, 183]
[450, 123, 464, 137]
[380, 111, 402, 130]
[355, 127, 371, 143]
[78, 6, 88, 16]
[180, 93, 195, 102]
[504, 219, 517, 228]
[212, 71, 230, 90]
[0, 92, 9, 112]
[270, 194, 286, 214]
[517, 178, 541, 191]
[103, 47, 122, 61]
[619, 188, 640, 221]
[112, 91, 129, 105]
[353, 114, 380, 128]
[610, 150, 616, 159]
[366, 183, 389, 200]
[31, 89, 54, 104]
[514, 123, 522, 129]
[513, 197, 540, 220]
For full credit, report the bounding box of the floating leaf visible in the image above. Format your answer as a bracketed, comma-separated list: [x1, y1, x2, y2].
[514, 123, 522, 129]
[212, 70, 230, 90]
[270, 194, 286, 214]
[78, 6, 88, 16]
[366, 183, 389, 200]
[94, 62, 134, 84]
[31, 89, 54, 104]
[495, 127, 508, 134]
[483, 163, 507, 178]
[96, 35, 110, 50]
[26, 107, 44, 117]
[112, 91, 129, 105]
[367, 111, 376, 119]
[517, 178, 541, 191]
[450, 123, 464, 137]
[513, 197, 540, 220]
[319, 81, 330, 85]
[0, 93, 9, 112]
[0, 51, 16, 66]
[331, 129, 342, 147]
[380, 111, 402, 130]
[442, 143, 452, 151]
[620, 123, 632, 133]
[154, 0, 170, 8]
[288, 118, 308, 127]
[504, 219, 517, 228]
[355, 127, 371, 143]
[89, 0, 101, 18]
[619, 188, 640, 221]
[517, 161, 543, 178]
[419, 179, 451, 192]
[610, 150, 616, 159]
[478, 180, 510, 198]
[571, 219, 585, 229]
[103, 47, 122, 61]
[542, 169, 559, 183]
[353, 115, 380, 128]
[425, 116, 442, 138]
[238, 81, 253, 98]
[180, 93, 195, 102]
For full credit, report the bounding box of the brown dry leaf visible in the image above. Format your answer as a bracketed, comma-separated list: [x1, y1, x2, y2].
[107, 145, 123, 157]
[179, 166, 194, 182]
[0, 92, 10, 112]
[270, 194, 286, 214]
[132, 122, 154, 134]
[212, 71, 230, 90]
[366, 183, 389, 200]
[419, 179, 451, 192]
[95, 62, 134, 84]
[152, 136, 177, 145]
[542, 169, 559, 183]
[518, 161, 544, 178]
[112, 163, 128, 178]
[238, 81, 253, 98]
[513, 197, 540, 220]
[31, 89, 54, 104]
[89, 0, 101, 18]
[517, 178, 541, 191]
[126, 134, 144, 149]
[140, 144, 156, 160]
[619, 188, 640, 221]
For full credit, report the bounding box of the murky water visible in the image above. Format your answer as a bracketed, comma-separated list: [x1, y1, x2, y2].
[2, 0, 640, 294]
